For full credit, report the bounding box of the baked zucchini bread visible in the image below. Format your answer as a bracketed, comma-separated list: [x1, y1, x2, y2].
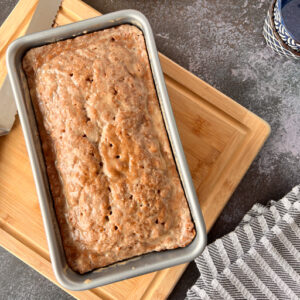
[22, 24, 195, 274]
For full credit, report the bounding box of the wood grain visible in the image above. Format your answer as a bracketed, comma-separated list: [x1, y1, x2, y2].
[0, 0, 270, 299]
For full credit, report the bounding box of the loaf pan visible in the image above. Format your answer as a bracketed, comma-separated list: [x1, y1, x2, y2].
[6, 10, 207, 291]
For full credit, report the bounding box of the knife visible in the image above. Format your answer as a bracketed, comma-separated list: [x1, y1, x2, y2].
[0, 0, 62, 136]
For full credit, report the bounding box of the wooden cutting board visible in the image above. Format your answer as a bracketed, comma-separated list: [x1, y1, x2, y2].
[0, 0, 270, 299]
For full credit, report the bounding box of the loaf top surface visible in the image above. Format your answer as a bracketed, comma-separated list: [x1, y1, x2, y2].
[22, 24, 195, 274]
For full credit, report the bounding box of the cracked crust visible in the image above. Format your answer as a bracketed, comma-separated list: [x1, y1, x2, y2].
[22, 25, 195, 274]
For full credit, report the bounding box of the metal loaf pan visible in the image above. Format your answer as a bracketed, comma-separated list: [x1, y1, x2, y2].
[6, 10, 207, 291]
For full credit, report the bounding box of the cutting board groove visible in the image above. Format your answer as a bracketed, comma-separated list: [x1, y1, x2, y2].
[0, 0, 270, 299]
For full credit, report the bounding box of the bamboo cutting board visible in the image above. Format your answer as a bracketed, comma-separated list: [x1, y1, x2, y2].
[0, 0, 270, 299]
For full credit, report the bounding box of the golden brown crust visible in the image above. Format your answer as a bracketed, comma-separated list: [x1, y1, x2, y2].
[22, 25, 195, 274]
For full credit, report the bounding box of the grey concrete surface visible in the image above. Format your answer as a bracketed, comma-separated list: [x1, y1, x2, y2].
[0, 0, 299, 299]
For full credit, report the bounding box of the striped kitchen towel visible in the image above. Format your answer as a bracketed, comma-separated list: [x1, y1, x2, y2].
[186, 185, 300, 300]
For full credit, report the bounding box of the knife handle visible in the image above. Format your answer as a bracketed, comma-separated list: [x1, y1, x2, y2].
[0, 76, 17, 136]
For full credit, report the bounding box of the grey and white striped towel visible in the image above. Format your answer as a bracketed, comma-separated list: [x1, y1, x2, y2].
[186, 185, 300, 300]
